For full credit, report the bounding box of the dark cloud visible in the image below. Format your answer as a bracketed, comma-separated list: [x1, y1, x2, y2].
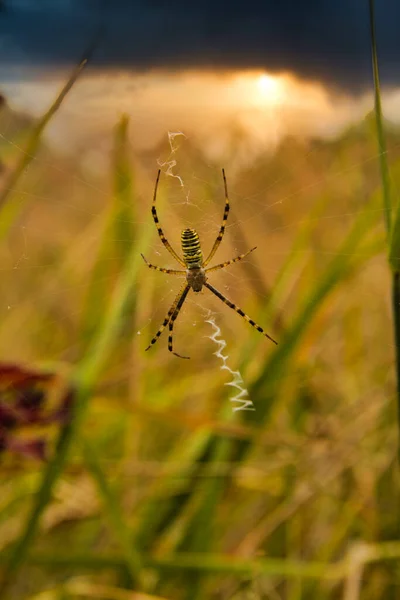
[1, 0, 399, 92]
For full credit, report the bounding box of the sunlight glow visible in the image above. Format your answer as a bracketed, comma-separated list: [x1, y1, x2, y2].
[256, 73, 285, 105]
[3, 67, 385, 169]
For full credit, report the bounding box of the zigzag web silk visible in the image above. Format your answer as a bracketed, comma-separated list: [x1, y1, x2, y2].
[205, 310, 255, 412]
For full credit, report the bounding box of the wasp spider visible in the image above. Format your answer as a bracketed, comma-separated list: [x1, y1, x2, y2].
[142, 169, 277, 359]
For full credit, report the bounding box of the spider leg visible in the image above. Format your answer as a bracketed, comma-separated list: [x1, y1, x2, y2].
[204, 282, 277, 345]
[141, 254, 185, 275]
[205, 247, 257, 273]
[151, 170, 186, 267]
[146, 283, 191, 353]
[168, 285, 192, 359]
[203, 169, 230, 267]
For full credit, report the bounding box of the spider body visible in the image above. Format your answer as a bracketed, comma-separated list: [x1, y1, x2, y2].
[186, 266, 206, 293]
[181, 228, 203, 269]
[181, 228, 207, 291]
[142, 169, 277, 359]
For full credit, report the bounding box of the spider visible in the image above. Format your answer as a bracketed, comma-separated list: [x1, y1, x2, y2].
[142, 169, 277, 359]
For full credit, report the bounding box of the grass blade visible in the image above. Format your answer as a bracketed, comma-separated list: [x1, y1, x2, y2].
[369, 0, 400, 462]
[80, 114, 135, 345]
[369, 0, 391, 234]
[112, 114, 135, 263]
[81, 438, 144, 588]
[0, 60, 87, 240]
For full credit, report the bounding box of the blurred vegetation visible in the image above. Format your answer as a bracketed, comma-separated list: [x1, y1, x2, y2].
[1, 13, 400, 599]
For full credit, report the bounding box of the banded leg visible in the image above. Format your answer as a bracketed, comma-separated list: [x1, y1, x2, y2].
[203, 169, 230, 266]
[146, 284, 190, 352]
[204, 282, 277, 345]
[151, 170, 186, 267]
[205, 247, 257, 273]
[168, 285, 192, 359]
[141, 254, 185, 275]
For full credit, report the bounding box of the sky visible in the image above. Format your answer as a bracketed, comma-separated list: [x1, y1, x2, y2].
[0, 0, 399, 168]
[1, 0, 399, 90]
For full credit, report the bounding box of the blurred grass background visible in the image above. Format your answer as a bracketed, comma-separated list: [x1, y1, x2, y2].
[1, 5, 400, 598]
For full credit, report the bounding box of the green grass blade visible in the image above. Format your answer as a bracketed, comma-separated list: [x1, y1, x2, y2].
[389, 213, 400, 271]
[81, 439, 144, 588]
[7, 541, 400, 582]
[112, 114, 135, 263]
[0, 549, 345, 581]
[180, 436, 235, 600]
[80, 115, 135, 345]
[134, 427, 214, 550]
[133, 403, 237, 560]
[369, 0, 400, 462]
[78, 205, 116, 346]
[0, 60, 87, 241]
[369, 0, 391, 234]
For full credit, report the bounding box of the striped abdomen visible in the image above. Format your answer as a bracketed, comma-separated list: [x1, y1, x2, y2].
[181, 228, 203, 269]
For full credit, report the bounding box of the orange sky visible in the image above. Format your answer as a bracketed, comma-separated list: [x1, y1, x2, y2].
[2, 68, 400, 171]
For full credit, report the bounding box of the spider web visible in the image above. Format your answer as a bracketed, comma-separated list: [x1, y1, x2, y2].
[0, 65, 399, 411]
[2, 65, 400, 579]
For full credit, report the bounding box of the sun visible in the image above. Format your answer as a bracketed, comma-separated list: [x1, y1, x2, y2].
[225, 71, 286, 110]
[256, 73, 284, 104]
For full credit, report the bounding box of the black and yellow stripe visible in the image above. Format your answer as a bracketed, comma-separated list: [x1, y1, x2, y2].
[146, 283, 190, 352]
[181, 228, 203, 269]
[205, 247, 257, 273]
[141, 253, 185, 275]
[168, 286, 191, 359]
[203, 168, 230, 266]
[152, 170, 186, 267]
[205, 282, 278, 345]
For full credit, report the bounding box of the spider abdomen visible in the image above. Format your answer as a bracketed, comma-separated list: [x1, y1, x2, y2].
[181, 228, 203, 269]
